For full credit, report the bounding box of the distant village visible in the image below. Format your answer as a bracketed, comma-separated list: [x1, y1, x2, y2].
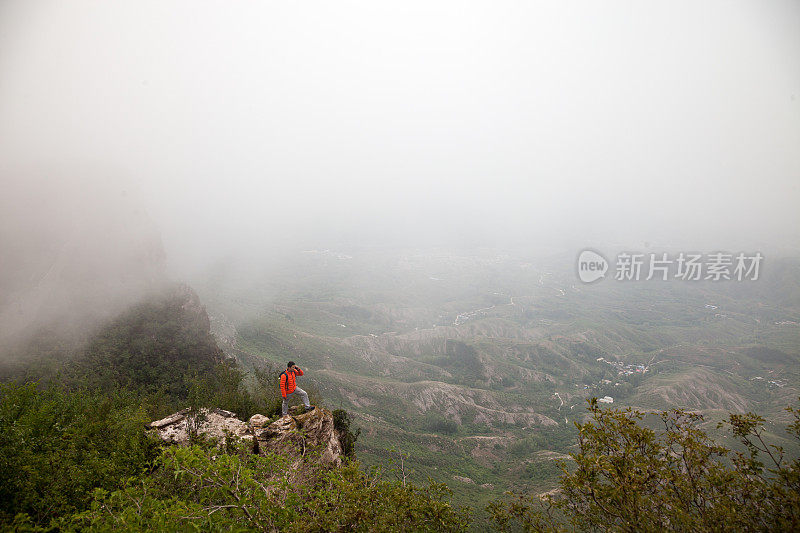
[596, 357, 649, 376]
[453, 309, 489, 326]
[573, 357, 652, 405]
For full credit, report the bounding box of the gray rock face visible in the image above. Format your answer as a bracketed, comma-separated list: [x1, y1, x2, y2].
[149, 407, 345, 467]
[251, 408, 344, 467]
[149, 407, 252, 445]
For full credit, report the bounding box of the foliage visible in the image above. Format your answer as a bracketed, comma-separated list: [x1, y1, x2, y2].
[332, 408, 361, 458]
[67, 289, 224, 398]
[184, 362, 284, 421]
[299, 462, 471, 532]
[0, 375, 465, 532]
[422, 412, 459, 435]
[507, 425, 576, 459]
[0, 381, 160, 526]
[58, 443, 470, 532]
[488, 398, 800, 532]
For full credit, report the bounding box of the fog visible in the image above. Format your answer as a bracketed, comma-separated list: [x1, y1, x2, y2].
[1, 1, 799, 330]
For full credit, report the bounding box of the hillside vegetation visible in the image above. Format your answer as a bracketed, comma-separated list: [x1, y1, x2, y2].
[1, 275, 799, 531]
[0, 284, 470, 531]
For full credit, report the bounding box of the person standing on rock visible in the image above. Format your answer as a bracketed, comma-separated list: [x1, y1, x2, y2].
[280, 361, 314, 416]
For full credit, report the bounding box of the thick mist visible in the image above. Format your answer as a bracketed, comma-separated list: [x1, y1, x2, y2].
[0, 170, 166, 353]
[1, 1, 799, 317]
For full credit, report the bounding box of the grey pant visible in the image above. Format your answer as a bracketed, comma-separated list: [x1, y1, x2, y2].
[282, 387, 310, 415]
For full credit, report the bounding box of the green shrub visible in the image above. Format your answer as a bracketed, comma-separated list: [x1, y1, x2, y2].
[0, 382, 160, 526]
[489, 398, 800, 532]
[61, 444, 471, 532]
[423, 412, 459, 435]
[333, 408, 361, 457]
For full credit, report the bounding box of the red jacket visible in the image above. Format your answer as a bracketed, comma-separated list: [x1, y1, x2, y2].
[280, 367, 303, 398]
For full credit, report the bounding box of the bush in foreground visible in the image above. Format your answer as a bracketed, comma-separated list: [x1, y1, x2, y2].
[54, 443, 470, 532]
[489, 398, 800, 532]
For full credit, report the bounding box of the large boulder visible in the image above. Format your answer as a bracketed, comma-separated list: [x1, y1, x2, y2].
[149, 407, 252, 446]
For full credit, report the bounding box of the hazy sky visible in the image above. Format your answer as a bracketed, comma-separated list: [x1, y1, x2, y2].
[1, 1, 799, 276]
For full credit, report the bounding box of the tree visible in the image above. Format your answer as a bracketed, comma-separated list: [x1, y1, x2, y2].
[489, 398, 800, 532]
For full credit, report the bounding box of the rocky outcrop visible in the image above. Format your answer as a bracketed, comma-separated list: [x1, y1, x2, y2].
[149, 407, 252, 445]
[149, 406, 345, 467]
[251, 407, 345, 467]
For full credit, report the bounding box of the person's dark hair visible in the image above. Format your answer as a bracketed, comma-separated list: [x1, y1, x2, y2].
[287, 361, 295, 368]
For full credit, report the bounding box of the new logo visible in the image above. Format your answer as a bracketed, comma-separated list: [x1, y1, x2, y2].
[577, 250, 608, 283]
